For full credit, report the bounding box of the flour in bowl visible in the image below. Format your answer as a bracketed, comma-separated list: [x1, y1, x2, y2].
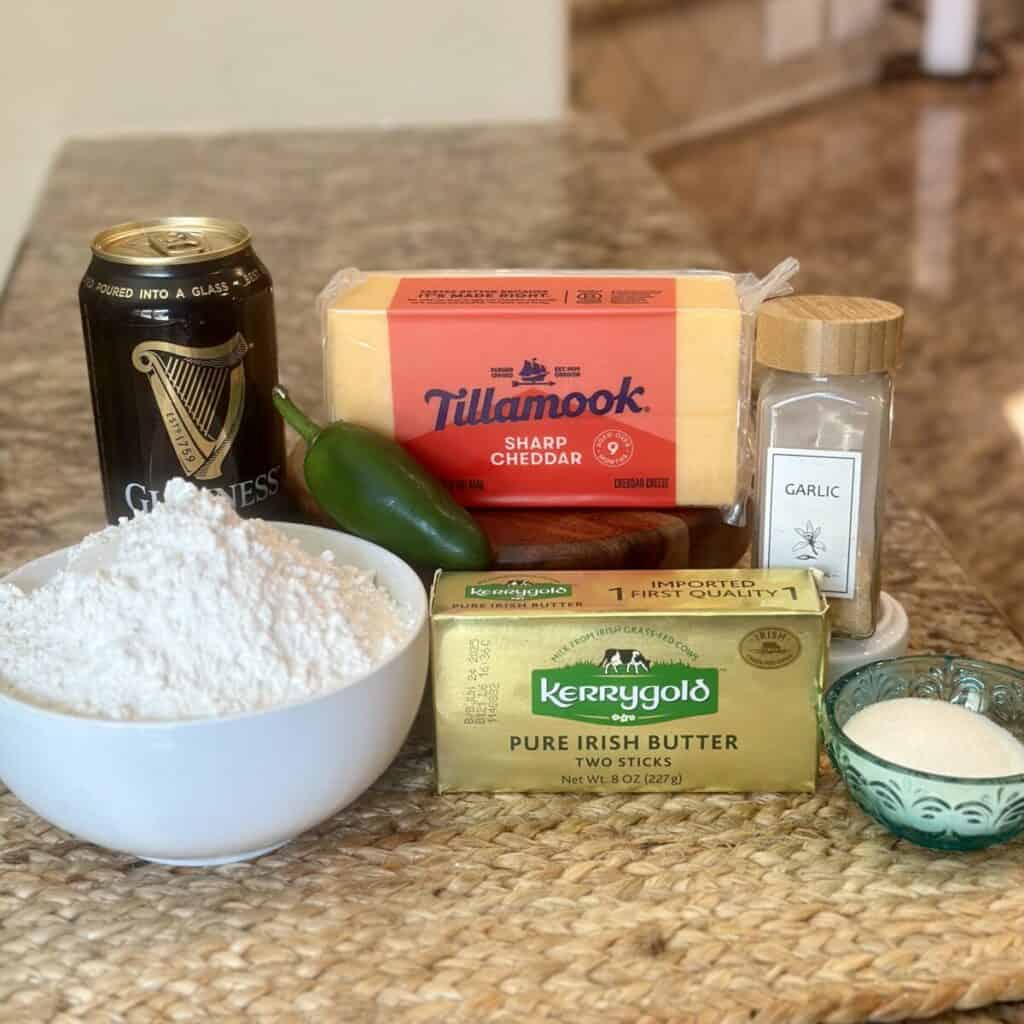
[0, 479, 414, 720]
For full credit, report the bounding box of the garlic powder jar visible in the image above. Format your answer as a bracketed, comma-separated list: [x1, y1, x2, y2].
[753, 296, 904, 639]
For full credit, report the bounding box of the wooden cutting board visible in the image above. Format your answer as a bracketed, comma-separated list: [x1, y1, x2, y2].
[285, 442, 749, 571]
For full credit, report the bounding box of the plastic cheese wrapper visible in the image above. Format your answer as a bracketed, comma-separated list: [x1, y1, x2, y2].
[319, 260, 798, 511]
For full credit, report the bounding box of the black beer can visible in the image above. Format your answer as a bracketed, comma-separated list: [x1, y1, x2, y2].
[79, 217, 289, 522]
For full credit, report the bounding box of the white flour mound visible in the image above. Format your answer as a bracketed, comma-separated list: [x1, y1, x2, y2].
[0, 479, 413, 721]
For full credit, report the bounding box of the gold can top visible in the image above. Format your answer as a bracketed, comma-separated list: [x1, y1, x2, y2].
[756, 294, 904, 375]
[90, 217, 251, 266]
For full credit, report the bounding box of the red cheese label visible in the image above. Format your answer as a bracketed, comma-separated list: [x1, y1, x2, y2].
[387, 277, 677, 507]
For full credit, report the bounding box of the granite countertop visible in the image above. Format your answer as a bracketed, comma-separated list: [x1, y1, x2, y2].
[0, 119, 720, 570]
[0, 117, 1018, 667]
[659, 47, 1024, 642]
[2, 117, 1024, 1023]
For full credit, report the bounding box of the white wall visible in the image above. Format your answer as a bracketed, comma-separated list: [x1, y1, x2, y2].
[0, 1, 567, 288]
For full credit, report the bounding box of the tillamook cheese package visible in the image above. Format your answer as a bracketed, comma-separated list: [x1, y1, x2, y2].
[430, 568, 827, 794]
[321, 264, 796, 509]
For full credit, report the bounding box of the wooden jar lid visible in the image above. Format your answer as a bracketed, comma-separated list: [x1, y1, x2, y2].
[757, 295, 904, 375]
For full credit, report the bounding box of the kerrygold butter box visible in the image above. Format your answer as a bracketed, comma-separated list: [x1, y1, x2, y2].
[430, 569, 828, 794]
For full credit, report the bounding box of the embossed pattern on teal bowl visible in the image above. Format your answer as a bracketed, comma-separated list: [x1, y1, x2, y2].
[823, 656, 1024, 851]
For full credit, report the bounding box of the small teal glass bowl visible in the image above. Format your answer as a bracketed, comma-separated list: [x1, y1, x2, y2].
[822, 655, 1024, 851]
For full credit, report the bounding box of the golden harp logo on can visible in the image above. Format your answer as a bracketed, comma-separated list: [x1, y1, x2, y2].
[131, 334, 248, 481]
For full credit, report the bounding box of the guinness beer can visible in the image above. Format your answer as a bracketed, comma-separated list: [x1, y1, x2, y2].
[79, 217, 289, 522]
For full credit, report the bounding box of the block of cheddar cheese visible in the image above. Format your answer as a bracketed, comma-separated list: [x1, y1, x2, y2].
[322, 271, 753, 508]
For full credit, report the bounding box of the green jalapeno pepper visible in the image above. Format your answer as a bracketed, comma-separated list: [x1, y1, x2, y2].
[273, 387, 490, 570]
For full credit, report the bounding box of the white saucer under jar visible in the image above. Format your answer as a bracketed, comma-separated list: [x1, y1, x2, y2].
[827, 591, 909, 687]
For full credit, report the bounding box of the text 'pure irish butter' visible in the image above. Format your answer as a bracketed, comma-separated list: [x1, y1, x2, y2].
[429, 569, 828, 794]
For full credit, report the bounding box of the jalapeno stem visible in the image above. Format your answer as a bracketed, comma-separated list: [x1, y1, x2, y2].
[272, 386, 321, 444]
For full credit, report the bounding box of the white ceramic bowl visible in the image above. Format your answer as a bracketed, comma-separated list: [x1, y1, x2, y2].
[0, 523, 428, 866]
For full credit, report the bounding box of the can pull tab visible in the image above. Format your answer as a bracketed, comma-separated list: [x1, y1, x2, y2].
[147, 230, 207, 257]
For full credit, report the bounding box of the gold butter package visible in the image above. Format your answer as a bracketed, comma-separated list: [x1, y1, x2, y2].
[430, 569, 828, 794]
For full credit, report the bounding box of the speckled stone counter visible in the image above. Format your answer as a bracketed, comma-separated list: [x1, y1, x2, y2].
[2, 119, 1024, 1024]
[0, 118, 1018, 670]
[0, 120, 719, 571]
[660, 45, 1024, 642]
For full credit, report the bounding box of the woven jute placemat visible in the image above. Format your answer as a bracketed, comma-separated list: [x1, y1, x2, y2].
[4, 730, 1024, 1024]
[3, 506, 1024, 1024]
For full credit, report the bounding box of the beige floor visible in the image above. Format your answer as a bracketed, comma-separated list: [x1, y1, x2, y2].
[656, 59, 1024, 639]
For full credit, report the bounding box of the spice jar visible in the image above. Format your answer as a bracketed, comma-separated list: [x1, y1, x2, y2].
[753, 296, 904, 638]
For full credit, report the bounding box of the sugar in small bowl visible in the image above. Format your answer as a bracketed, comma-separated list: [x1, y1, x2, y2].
[823, 655, 1024, 851]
